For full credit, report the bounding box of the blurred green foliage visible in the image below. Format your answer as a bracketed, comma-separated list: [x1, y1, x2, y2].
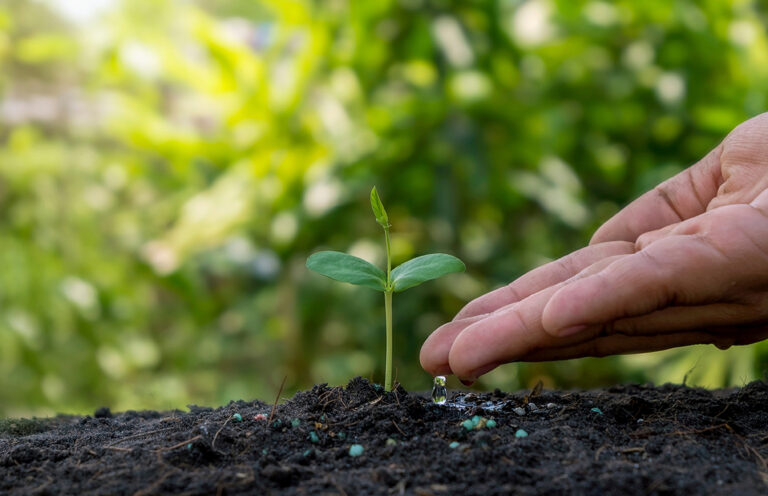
[1, 0, 767, 416]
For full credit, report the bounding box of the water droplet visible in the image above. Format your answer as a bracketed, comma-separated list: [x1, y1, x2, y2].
[432, 375, 447, 404]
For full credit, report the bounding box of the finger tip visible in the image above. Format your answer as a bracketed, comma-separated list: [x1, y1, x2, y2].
[419, 321, 464, 376]
[419, 340, 443, 375]
[447, 322, 503, 381]
[419, 347, 451, 376]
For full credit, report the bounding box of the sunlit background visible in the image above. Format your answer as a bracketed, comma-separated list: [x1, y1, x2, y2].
[1, 0, 767, 417]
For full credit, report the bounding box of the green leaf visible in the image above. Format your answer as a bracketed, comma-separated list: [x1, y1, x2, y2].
[391, 253, 465, 292]
[306, 251, 387, 291]
[370, 187, 389, 228]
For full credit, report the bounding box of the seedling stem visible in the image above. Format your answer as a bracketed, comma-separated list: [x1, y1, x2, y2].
[384, 290, 393, 390]
[382, 211, 394, 390]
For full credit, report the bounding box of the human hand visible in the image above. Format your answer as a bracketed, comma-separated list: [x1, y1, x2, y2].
[421, 112, 768, 383]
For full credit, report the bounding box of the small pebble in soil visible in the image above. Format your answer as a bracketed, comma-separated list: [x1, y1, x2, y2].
[591, 407, 604, 415]
[386, 438, 397, 446]
[515, 429, 528, 438]
[449, 441, 460, 449]
[349, 444, 364, 457]
[309, 431, 320, 443]
[528, 402, 538, 411]
[232, 413, 242, 422]
[254, 414, 267, 421]
[637, 418, 643, 423]
[546, 403, 557, 409]
[337, 432, 346, 440]
[303, 449, 313, 457]
[432, 376, 447, 405]
[513, 407, 526, 416]
[291, 418, 301, 428]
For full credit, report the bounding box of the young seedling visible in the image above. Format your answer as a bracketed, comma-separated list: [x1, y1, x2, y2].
[306, 187, 465, 391]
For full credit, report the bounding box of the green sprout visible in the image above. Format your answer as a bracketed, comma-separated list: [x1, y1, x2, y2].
[306, 187, 465, 391]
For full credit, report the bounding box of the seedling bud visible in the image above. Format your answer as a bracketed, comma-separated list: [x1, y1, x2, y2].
[370, 186, 389, 228]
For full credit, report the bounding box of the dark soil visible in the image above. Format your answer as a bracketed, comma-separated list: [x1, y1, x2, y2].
[2, 378, 768, 495]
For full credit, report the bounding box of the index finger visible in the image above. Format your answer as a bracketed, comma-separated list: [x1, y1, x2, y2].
[454, 241, 634, 320]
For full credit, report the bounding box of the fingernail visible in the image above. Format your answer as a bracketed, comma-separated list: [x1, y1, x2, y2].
[459, 379, 475, 387]
[557, 324, 588, 337]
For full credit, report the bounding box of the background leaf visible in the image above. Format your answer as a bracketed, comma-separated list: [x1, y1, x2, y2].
[307, 251, 386, 291]
[391, 254, 465, 292]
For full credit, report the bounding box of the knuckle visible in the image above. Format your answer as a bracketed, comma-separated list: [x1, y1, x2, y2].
[504, 283, 524, 303]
